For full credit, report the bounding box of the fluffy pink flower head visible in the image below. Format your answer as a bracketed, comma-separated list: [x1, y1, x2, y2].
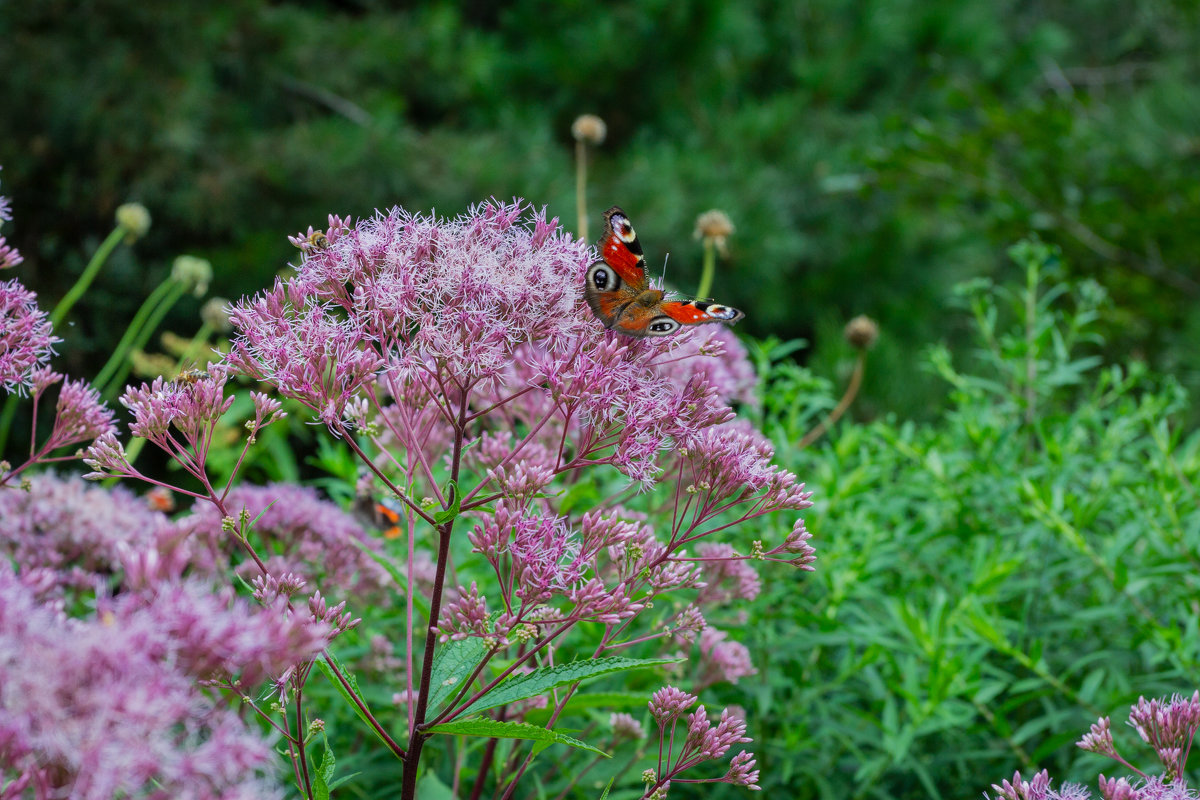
[119, 366, 236, 445]
[0, 278, 58, 394]
[226, 200, 765, 486]
[0, 566, 300, 800]
[0, 179, 23, 270]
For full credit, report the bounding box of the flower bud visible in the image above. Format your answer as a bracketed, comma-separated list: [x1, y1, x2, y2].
[571, 114, 607, 145]
[200, 297, 233, 334]
[693, 209, 734, 257]
[844, 315, 879, 351]
[115, 203, 151, 242]
[171, 255, 212, 297]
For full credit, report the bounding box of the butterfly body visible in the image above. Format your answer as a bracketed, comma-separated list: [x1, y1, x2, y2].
[584, 206, 744, 337]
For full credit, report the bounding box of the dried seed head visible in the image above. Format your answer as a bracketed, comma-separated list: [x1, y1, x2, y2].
[844, 315, 879, 351]
[571, 114, 607, 145]
[693, 209, 734, 257]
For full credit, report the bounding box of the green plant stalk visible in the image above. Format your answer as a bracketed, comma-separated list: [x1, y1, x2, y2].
[575, 140, 589, 242]
[92, 278, 179, 393]
[101, 279, 189, 400]
[49, 226, 127, 328]
[696, 238, 716, 300]
[0, 226, 129, 453]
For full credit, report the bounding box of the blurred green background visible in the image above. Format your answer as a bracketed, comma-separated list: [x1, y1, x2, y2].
[4, 0, 1199, 422]
[4, 3, 1200, 798]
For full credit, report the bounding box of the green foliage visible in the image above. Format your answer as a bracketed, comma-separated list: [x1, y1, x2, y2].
[426, 718, 610, 758]
[714, 242, 1200, 798]
[3, 1, 1198, 420]
[457, 657, 679, 717]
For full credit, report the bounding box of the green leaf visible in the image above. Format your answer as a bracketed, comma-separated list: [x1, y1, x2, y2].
[522, 691, 651, 726]
[459, 657, 678, 718]
[427, 718, 609, 758]
[315, 653, 401, 760]
[415, 772, 458, 800]
[311, 735, 335, 800]
[599, 778, 614, 800]
[433, 479, 461, 525]
[428, 636, 488, 713]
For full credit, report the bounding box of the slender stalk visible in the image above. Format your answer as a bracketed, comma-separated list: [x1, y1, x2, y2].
[93, 278, 178, 391]
[49, 227, 127, 328]
[576, 140, 589, 242]
[695, 238, 716, 300]
[102, 279, 190, 399]
[797, 352, 865, 449]
[400, 387, 470, 799]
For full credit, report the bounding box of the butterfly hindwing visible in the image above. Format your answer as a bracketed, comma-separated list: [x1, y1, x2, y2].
[609, 302, 684, 338]
[659, 300, 745, 326]
[598, 206, 648, 289]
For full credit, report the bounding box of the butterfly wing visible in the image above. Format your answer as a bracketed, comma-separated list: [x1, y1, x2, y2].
[608, 299, 745, 338]
[597, 206, 648, 290]
[584, 260, 640, 329]
[658, 300, 745, 327]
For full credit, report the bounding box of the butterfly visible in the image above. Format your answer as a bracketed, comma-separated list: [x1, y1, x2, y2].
[584, 206, 744, 337]
[353, 493, 405, 539]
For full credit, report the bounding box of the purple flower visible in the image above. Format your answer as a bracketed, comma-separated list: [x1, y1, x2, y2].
[611, 712, 646, 743]
[0, 278, 58, 394]
[695, 542, 761, 604]
[695, 626, 757, 689]
[46, 378, 116, 450]
[0, 565, 300, 800]
[649, 686, 698, 725]
[0, 472, 170, 595]
[179, 483, 392, 601]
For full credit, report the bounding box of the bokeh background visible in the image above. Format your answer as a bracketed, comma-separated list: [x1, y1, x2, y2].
[5, 0, 1199, 421]
[4, 2, 1200, 798]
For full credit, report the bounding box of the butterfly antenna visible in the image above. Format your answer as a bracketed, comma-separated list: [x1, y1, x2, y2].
[662, 252, 670, 285]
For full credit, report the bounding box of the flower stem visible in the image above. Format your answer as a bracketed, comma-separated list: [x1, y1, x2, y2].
[797, 351, 865, 449]
[92, 277, 177, 391]
[101, 278, 190, 400]
[696, 239, 716, 300]
[576, 139, 589, 242]
[49, 226, 127, 328]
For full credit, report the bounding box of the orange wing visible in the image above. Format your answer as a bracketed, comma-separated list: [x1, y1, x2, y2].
[659, 300, 745, 326]
[598, 206, 648, 289]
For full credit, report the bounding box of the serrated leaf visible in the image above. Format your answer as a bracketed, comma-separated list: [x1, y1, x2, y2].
[458, 657, 677, 718]
[311, 736, 335, 800]
[428, 636, 488, 712]
[315, 653, 401, 759]
[427, 718, 609, 757]
[433, 480, 461, 525]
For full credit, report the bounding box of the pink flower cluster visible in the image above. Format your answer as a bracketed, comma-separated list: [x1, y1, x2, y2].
[988, 691, 1200, 800]
[644, 686, 760, 794]
[0, 564, 326, 800]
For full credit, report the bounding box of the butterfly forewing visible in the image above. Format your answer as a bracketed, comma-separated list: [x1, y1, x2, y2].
[598, 207, 648, 289]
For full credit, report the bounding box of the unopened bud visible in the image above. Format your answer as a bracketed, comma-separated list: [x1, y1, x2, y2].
[171, 255, 212, 297]
[115, 203, 151, 242]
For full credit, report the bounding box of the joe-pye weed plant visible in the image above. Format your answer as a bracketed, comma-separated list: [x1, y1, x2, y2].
[81, 199, 816, 798]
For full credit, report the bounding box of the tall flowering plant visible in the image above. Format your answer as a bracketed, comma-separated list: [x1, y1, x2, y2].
[86, 199, 814, 798]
